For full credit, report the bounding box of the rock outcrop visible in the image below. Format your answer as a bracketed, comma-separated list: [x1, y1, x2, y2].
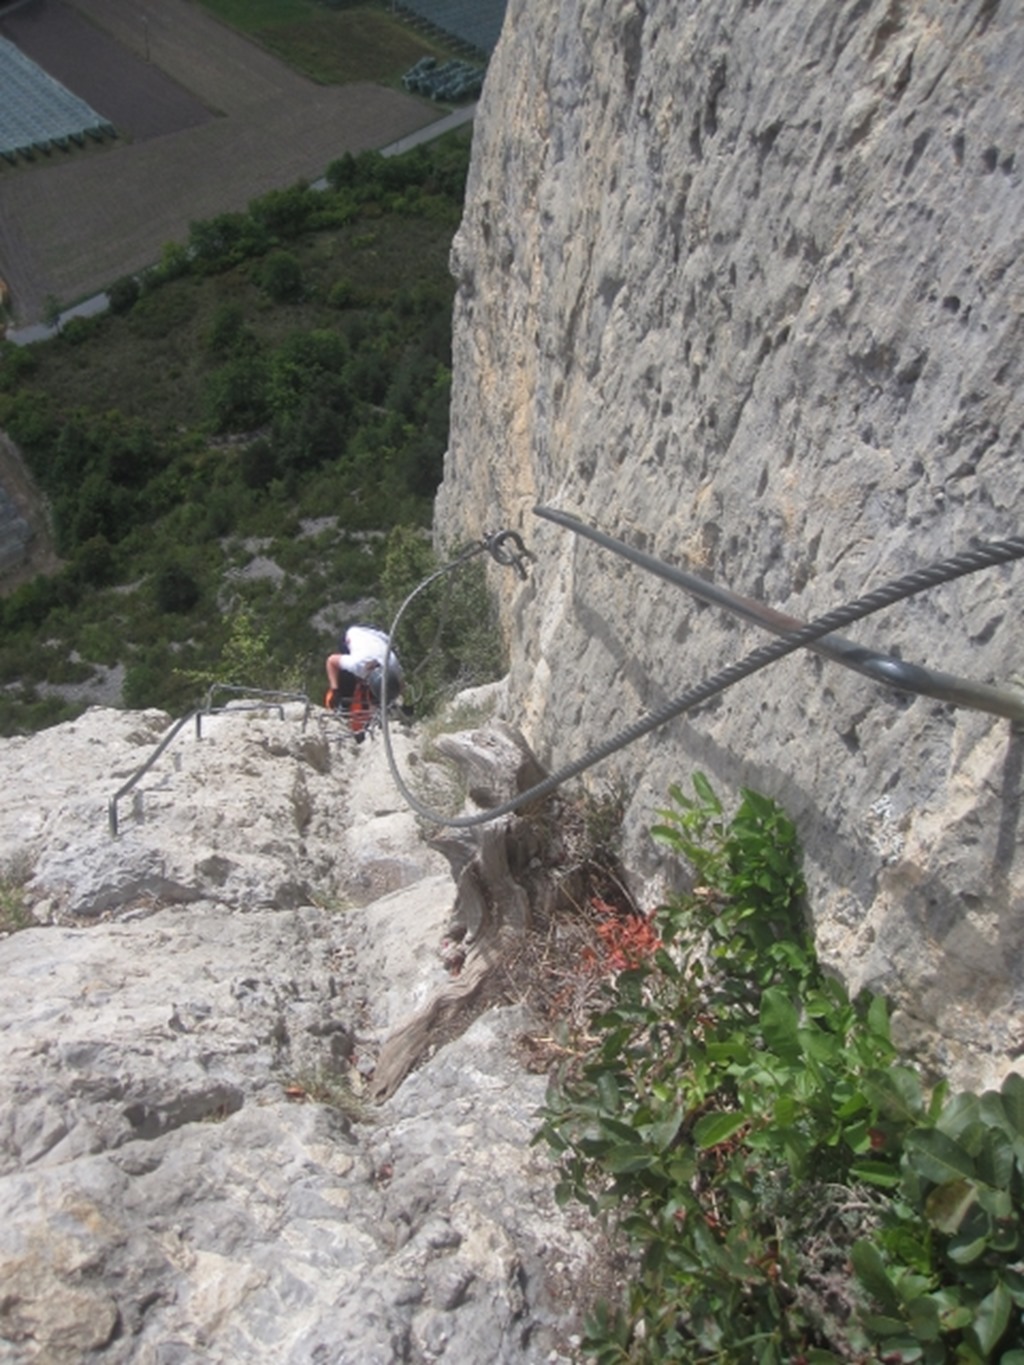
[0, 432, 60, 589]
[0, 704, 594, 1362]
[435, 0, 1024, 1087]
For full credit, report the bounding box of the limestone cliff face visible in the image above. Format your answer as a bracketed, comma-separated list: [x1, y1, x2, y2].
[436, 0, 1024, 1085]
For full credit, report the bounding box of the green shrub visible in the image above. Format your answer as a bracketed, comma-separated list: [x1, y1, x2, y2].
[539, 777, 1024, 1363]
[153, 562, 201, 614]
[69, 535, 116, 588]
[205, 351, 272, 432]
[205, 302, 248, 356]
[327, 277, 358, 309]
[248, 182, 316, 240]
[216, 607, 279, 689]
[260, 249, 305, 303]
[122, 647, 173, 710]
[42, 294, 62, 331]
[267, 329, 349, 420]
[0, 687, 80, 738]
[179, 606, 291, 695]
[325, 151, 359, 191]
[0, 341, 37, 391]
[128, 283, 199, 339]
[2, 574, 64, 633]
[155, 240, 191, 281]
[108, 274, 141, 315]
[239, 437, 277, 490]
[189, 211, 271, 272]
[0, 853, 32, 933]
[75, 618, 122, 667]
[0, 390, 57, 451]
[273, 398, 348, 476]
[61, 313, 101, 346]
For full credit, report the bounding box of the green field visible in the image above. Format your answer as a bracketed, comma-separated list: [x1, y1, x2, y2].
[196, 0, 458, 84]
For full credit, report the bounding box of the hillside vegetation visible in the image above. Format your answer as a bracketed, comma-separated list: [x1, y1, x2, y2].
[0, 134, 502, 735]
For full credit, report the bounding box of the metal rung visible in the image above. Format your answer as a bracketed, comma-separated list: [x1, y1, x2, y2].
[108, 687, 312, 835]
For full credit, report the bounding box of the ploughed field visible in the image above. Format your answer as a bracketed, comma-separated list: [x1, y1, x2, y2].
[0, 0, 439, 324]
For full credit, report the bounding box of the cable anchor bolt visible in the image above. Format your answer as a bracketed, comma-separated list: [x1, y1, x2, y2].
[484, 529, 535, 580]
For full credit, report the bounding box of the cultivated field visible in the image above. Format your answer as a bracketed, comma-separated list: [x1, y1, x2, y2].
[0, 0, 445, 324]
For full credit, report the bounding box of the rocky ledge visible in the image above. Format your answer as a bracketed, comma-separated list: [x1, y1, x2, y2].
[0, 698, 599, 1363]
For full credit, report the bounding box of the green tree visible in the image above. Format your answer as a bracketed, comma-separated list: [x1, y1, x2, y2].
[205, 352, 271, 432]
[69, 535, 116, 589]
[219, 608, 276, 688]
[239, 437, 277, 490]
[268, 329, 348, 419]
[325, 151, 358, 191]
[260, 250, 304, 304]
[154, 562, 200, 614]
[274, 397, 348, 477]
[156, 240, 191, 281]
[328, 277, 357, 309]
[188, 212, 270, 272]
[108, 275, 141, 315]
[249, 183, 316, 239]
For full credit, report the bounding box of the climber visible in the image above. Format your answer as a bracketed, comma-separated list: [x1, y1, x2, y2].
[325, 624, 405, 736]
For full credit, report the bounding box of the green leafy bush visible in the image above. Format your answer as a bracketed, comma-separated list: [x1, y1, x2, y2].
[122, 646, 175, 710]
[327, 277, 358, 309]
[153, 562, 201, 614]
[538, 776, 1024, 1363]
[69, 535, 117, 589]
[260, 249, 305, 303]
[0, 341, 37, 391]
[205, 302, 249, 356]
[248, 182, 316, 240]
[204, 351, 272, 432]
[181, 607, 279, 693]
[0, 853, 32, 933]
[154, 240, 191, 282]
[239, 437, 277, 490]
[108, 275, 141, 315]
[188, 211, 272, 273]
[59, 315, 100, 346]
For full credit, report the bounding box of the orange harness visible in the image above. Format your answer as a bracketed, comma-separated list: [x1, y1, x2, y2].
[346, 679, 374, 735]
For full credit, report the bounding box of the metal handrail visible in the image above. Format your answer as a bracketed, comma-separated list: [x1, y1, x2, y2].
[535, 506, 1024, 725]
[108, 687, 312, 835]
[199, 684, 312, 736]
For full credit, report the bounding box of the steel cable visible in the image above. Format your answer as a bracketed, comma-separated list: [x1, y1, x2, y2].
[380, 533, 1024, 829]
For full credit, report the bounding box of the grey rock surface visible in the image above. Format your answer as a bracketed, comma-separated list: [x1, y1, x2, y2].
[0, 482, 31, 574]
[435, 0, 1024, 1087]
[0, 705, 593, 1362]
[0, 431, 60, 589]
